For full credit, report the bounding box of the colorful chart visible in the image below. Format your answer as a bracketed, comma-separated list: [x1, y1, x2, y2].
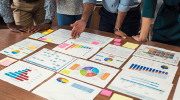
[5, 68, 31, 81]
[56, 78, 69, 83]
[80, 67, 99, 77]
[104, 58, 113, 62]
[12, 50, 20, 54]
[161, 65, 168, 69]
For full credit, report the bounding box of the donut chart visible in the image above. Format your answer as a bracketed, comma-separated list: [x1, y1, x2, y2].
[80, 67, 99, 77]
[161, 65, 168, 69]
[56, 78, 69, 83]
[12, 50, 20, 54]
[104, 58, 113, 62]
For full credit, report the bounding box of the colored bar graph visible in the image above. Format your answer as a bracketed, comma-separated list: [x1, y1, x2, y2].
[132, 64, 137, 70]
[135, 65, 140, 70]
[129, 64, 134, 69]
[139, 66, 143, 71]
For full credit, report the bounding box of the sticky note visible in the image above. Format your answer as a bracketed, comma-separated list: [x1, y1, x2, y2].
[58, 45, 66, 48]
[122, 42, 139, 50]
[100, 89, 112, 97]
[0, 57, 17, 66]
[42, 31, 50, 35]
[101, 73, 110, 80]
[61, 70, 71, 75]
[91, 41, 99, 45]
[28, 46, 36, 50]
[110, 93, 133, 100]
[39, 38, 47, 41]
[47, 29, 54, 33]
[114, 39, 121, 42]
[29, 32, 45, 39]
[114, 42, 121, 46]
[45, 39, 52, 42]
[62, 43, 70, 46]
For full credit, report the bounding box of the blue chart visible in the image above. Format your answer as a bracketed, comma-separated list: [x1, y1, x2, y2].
[71, 83, 94, 93]
[129, 63, 168, 79]
[5, 69, 31, 81]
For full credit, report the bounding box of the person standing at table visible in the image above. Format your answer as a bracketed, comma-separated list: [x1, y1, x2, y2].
[57, 0, 92, 28]
[0, 0, 56, 33]
[70, 0, 141, 39]
[132, 0, 180, 47]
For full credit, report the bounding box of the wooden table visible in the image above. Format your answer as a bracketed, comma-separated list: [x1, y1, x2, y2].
[0, 26, 180, 100]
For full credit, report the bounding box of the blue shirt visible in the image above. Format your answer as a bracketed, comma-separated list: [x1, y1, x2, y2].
[0, 0, 56, 23]
[83, 0, 141, 13]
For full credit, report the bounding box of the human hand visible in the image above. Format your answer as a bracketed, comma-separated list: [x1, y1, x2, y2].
[132, 35, 147, 42]
[6, 22, 28, 34]
[114, 30, 127, 39]
[70, 19, 87, 39]
[28, 22, 51, 33]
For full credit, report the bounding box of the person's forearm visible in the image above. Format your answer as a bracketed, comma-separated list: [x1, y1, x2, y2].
[81, 3, 95, 23]
[140, 17, 153, 40]
[115, 11, 127, 29]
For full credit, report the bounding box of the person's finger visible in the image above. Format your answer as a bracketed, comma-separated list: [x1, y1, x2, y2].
[116, 32, 127, 39]
[34, 28, 40, 33]
[71, 27, 76, 39]
[132, 36, 139, 41]
[77, 32, 81, 38]
[73, 31, 78, 39]
[70, 21, 78, 27]
[10, 29, 24, 34]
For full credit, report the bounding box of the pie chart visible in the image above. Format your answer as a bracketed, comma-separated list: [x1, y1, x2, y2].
[104, 58, 113, 62]
[161, 65, 168, 69]
[12, 50, 20, 54]
[80, 67, 99, 77]
[56, 78, 69, 83]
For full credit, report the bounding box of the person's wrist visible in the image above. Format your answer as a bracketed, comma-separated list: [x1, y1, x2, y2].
[139, 33, 148, 41]
[6, 22, 16, 28]
[81, 18, 88, 23]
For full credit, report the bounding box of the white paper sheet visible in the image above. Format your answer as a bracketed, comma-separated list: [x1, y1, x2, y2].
[24, 48, 77, 72]
[53, 40, 100, 59]
[173, 77, 180, 100]
[32, 74, 102, 100]
[60, 59, 119, 88]
[71, 32, 114, 48]
[133, 44, 180, 65]
[122, 56, 178, 84]
[108, 70, 173, 100]
[39, 29, 71, 44]
[0, 61, 54, 91]
[90, 44, 134, 68]
[0, 39, 47, 59]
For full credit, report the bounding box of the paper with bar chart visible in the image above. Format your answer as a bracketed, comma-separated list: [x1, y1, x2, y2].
[71, 32, 114, 48]
[122, 56, 178, 83]
[108, 70, 173, 100]
[39, 29, 71, 44]
[24, 48, 77, 72]
[0, 39, 47, 59]
[0, 61, 54, 91]
[32, 74, 101, 100]
[90, 44, 134, 68]
[173, 77, 180, 100]
[53, 40, 100, 59]
[134, 44, 180, 65]
[60, 59, 119, 88]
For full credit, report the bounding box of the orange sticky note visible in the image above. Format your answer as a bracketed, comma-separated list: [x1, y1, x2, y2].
[28, 46, 36, 50]
[101, 73, 110, 80]
[47, 29, 54, 33]
[70, 64, 80, 70]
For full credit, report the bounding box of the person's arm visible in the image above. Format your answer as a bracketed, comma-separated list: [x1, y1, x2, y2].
[70, 0, 96, 39]
[0, 0, 27, 33]
[132, 0, 157, 41]
[28, 0, 56, 33]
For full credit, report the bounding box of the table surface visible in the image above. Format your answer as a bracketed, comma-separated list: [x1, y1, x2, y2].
[0, 26, 180, 100]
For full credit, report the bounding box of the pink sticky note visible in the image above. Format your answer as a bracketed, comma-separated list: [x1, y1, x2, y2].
[114, 42, 121, 46]
[39, 38, 47, 41]
[91, 41, 99, 45]
[100, 89, 112, 97]
[62, 43, 70, 46]
[0, 59, 14, 66]
[58, 45, 67, 48]
[114, 39, 121, 42]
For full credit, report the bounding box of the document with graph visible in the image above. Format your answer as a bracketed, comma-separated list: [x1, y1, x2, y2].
[60, 59, 119, 88]
[90, 44, 134, 68]
[32, 74, 101, 100]
[122, 56, 178, 84]
[108, 70, 173, 100]
[133, 44, 180, 65]
[0, 61, 54, 91]
[53, 40, 100, 59]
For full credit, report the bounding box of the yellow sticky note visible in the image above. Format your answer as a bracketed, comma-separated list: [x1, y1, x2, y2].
[42, 31, 50, 35]
[47, 29, 54, 33]
[28, 46, 36, 50]
[110, 93, 133, 100]
[61, 70, 71, 75]
[122, 42, 139, 50]
[45, 39, 52, 42]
